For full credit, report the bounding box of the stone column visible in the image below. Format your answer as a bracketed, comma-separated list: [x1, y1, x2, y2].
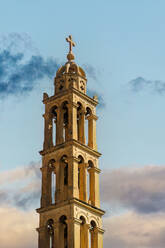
[55, 162, 60, 204]
[53, 221, 60, 248]
[97, 228, 104, 248]
[58, 107, 64, 144]
[67, 218, 81, 248]
[41, 166, 52, 207]
[80, 223, 90, 248]
[68, 156, 79, 199]
[43, 113, 53, 150]
[68, 102, 78, 141]
[37, 226, 49, 248]
[88, 167, 101, 208]
[87, 114, 98, 150]
[79, 163, 87, 202]
[55, 108, 60, 145]
[79, 110, 85, 144]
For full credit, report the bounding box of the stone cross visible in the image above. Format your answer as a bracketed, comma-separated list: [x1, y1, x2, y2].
[66, 35, 75, 53]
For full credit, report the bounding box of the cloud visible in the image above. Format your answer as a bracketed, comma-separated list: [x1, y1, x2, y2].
[87, 89, 105, 109]
[129, 77, 165, 94]
[0, 162, 41, 209]
[100, 165, 165, 214]
[82, 64, 98, 81]
[104, 211, 165, 248]
[0, 206, 37, 248]
[0, 33, 59, 98]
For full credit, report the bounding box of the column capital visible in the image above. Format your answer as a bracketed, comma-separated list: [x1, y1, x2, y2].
[86, 114, 98, 121]
[88, 166, 101, 174]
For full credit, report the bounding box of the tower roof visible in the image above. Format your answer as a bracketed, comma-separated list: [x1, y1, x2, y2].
[56, 35, 86, 79]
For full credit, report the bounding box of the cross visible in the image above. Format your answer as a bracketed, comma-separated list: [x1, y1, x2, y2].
[66, 35, 76, 53]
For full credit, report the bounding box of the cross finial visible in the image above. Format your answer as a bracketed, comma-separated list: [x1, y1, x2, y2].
[66, 35, 76, 61]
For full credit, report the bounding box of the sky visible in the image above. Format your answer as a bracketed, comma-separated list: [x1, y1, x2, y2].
[0, 0, 165, 247]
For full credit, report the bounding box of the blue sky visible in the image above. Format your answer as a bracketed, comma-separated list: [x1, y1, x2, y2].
[0, 1, 165, 247]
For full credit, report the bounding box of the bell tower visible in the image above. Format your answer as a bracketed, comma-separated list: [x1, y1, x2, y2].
[36, 36, 105, 248]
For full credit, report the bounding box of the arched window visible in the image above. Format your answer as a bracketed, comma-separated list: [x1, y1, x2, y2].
[60, 155, 68, 201]
[85, 107, 92, 147]
[78, 155, 87, 202]
[77, 102, 85, 144]
[48, 159, 56, 204]
[59, 215, 68, 248]
[47, 219, 54, 248]
[90, 221, 98, 248]
[88, 160, 94, 205]
[80, 216, 88, 248]
[62, 101, 69, 142]
[51, 106, 57, 146]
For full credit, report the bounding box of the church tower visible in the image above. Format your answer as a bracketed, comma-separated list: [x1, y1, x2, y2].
[36, 36, 105, 248]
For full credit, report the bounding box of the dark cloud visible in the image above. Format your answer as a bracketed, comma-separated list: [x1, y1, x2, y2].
[129, 76, 165, 94]
[87, 89, 105, 109]
[100, 165, 165, 214]
[82, 64, 98, 81]
[0, 50, 59, 97]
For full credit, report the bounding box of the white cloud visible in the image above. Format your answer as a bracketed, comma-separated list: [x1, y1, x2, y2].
[104, 211, 165, 248]
[0, 206, 37, 248]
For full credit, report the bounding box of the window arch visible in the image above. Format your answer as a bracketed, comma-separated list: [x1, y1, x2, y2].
[48, 159, 56, 205]
[90, 220, 98, 248]
[59, 215, 68, 248]
[88, 160, 94, 205]
[47, 219, 54, 248]
[60, 155, 68, 201]
[79, 216, 89, 248]
[78, 155, 87, 202]
[77, 102, 85, 144]
[51, 106, 58, 146]
[61, 101, 69, 143]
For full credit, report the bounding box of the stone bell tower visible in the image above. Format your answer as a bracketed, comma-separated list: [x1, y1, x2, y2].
[36, 36, 105, 248]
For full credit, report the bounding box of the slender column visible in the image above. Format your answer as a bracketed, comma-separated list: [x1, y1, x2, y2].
[79, 110, 85, 144]
[91, 228, 98, 248]
[88, 167, 101, 208]
[55, 108, 60, 145]
[68, 102, 78, 140]
[68, 157, 79, 199]
[79, 163, 87, 202]
[80, 223, 90, 248]
[58, 108, 64, 144]
[97, 228, 104, 248]
[43, 113, 53, 150]
[37, 226, 49, 248]
[87, 114, 98, 150]
[53, 221, 60, 248]
[67, 218, 81, 248]
[55, 162, 60, 204]
[41, 166, 52, 207]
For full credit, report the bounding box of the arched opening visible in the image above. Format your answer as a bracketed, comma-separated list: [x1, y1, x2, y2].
[61, 101, 69, 142]
[48, 159, 56, 204]
[59, 215, 68, 248]
[85, 107, 92, 147]
[77, 102, 85, 144]
[80, 216, 88, 248]
[51, 106, 57, 146]
[60, 155, 68, 201]
[90, 221, 98, 248]
[88, 160, 94, 205]
[47, 219, 54, 248]
[78, 155, 87, 202]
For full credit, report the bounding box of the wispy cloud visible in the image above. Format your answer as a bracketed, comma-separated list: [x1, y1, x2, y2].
[101, 165, 165, 214]
[0, 33, 59, 98]
[87, 89, 105, 109]
[129, 77, 165, 94]
[0, 162, 41, 209]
